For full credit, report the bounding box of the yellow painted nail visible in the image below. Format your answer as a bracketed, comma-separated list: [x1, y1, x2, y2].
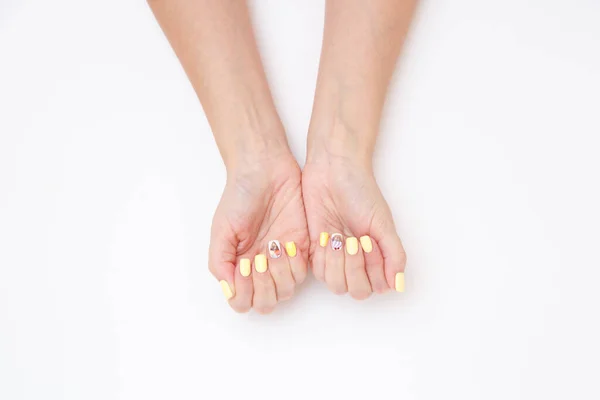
[285, 241, 297, 257]
[346, 237, 358, 255]
[240, 258, 251, 277]
[319, 232, 329, 247]
[395, 272, 405, 292]
[255, 254, 268, 273]
[359, 235, 373, 253]
[220, 280, 234, 300]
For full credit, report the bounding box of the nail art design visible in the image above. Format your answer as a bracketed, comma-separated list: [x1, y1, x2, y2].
[268, 240, 282, 259]
[330, 233, 343, 251]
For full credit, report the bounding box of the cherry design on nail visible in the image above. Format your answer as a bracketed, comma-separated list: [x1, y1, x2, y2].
[330, 234, 343, 251]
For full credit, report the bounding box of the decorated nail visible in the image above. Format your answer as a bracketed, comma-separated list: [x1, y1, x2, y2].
[319, 232, 329, 247]
[240, 258, 251, 277]
[268, 240, 282, 259]
[220, 280, 234, 300]
[346, 237, 358, 255]
[395, 272, 405, 292]
[359, 235, 373, 253]
[255, 254, 268, 273]
[330, 233, 343, 251]
[285, 241, 297, 257]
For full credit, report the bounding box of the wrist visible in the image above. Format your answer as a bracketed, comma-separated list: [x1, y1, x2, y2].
[306, 118, 375, 170]
[221, 122, 292, 174]
[206, 95, 291, 173]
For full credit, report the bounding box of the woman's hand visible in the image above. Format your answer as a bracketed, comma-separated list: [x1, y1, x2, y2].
[303, 143, 406, 299]
[210, 145, 309, 313]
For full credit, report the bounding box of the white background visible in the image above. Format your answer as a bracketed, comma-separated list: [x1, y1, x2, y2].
[1, 1, 600, 399]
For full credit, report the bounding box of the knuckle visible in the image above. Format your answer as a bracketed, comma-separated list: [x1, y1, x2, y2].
[277, 285, 295, 302]
[373, 282, 390, 294]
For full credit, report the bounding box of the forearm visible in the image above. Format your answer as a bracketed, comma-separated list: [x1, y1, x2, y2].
[148, 0, 287, 171]
[307, 0, 417, 165]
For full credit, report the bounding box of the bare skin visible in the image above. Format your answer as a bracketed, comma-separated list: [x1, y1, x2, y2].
[149, 0, 416, 310]
[303, 0, 417, 298]
[149, 0, 309, 314]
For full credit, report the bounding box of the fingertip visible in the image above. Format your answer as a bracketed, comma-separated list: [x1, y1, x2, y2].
[220, 280, 234, 300]
[285, 241, 297, 257]
[240, 258, 251, 277]
[395, 272, 405, 293]
[378, 234, 407, 290]
[349, 289, 372, 301]
[359, 235, 373, 253]
[254, 254, 268, 273]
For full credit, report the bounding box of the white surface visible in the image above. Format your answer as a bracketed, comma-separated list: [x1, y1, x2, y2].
[1, 1, 600, 399]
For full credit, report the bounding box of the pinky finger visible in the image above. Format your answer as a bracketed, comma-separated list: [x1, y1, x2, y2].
[378, 233, 407, 292]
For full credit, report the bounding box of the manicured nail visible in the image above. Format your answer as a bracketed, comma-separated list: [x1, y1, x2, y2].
[220, 280, 234, 300]
[285, 241, 297, 257]
[240, 258, 251, 277]
[359, 235, 373, 253]
[268, 240, 282, 259]
[255, 254, 268, 273]
[395, 272, 405, 292]
[319, 232, 329, 247]
[346, 237, 358, 255]
[330, 233, 343, 251]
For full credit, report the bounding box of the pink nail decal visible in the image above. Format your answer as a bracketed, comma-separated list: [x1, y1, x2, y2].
[330, 233, 343, 251]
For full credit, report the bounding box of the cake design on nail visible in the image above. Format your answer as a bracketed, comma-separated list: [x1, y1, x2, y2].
[268, 240, 282, 259]
[330, 233, 343, 251]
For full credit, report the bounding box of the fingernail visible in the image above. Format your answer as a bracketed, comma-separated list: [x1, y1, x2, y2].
[268, 240, 282, 259]
[220, 280, 234, 300]
[359, 235, 373, 253]
[330, 233, 343, 251]
[395, 272, 405, 292]
[346, 237, 358, 255]
[255, 254, 268, 273]
[319, 232, 329, 247]
[285, 241, 297, 257]
[240, 258, 251, 277]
